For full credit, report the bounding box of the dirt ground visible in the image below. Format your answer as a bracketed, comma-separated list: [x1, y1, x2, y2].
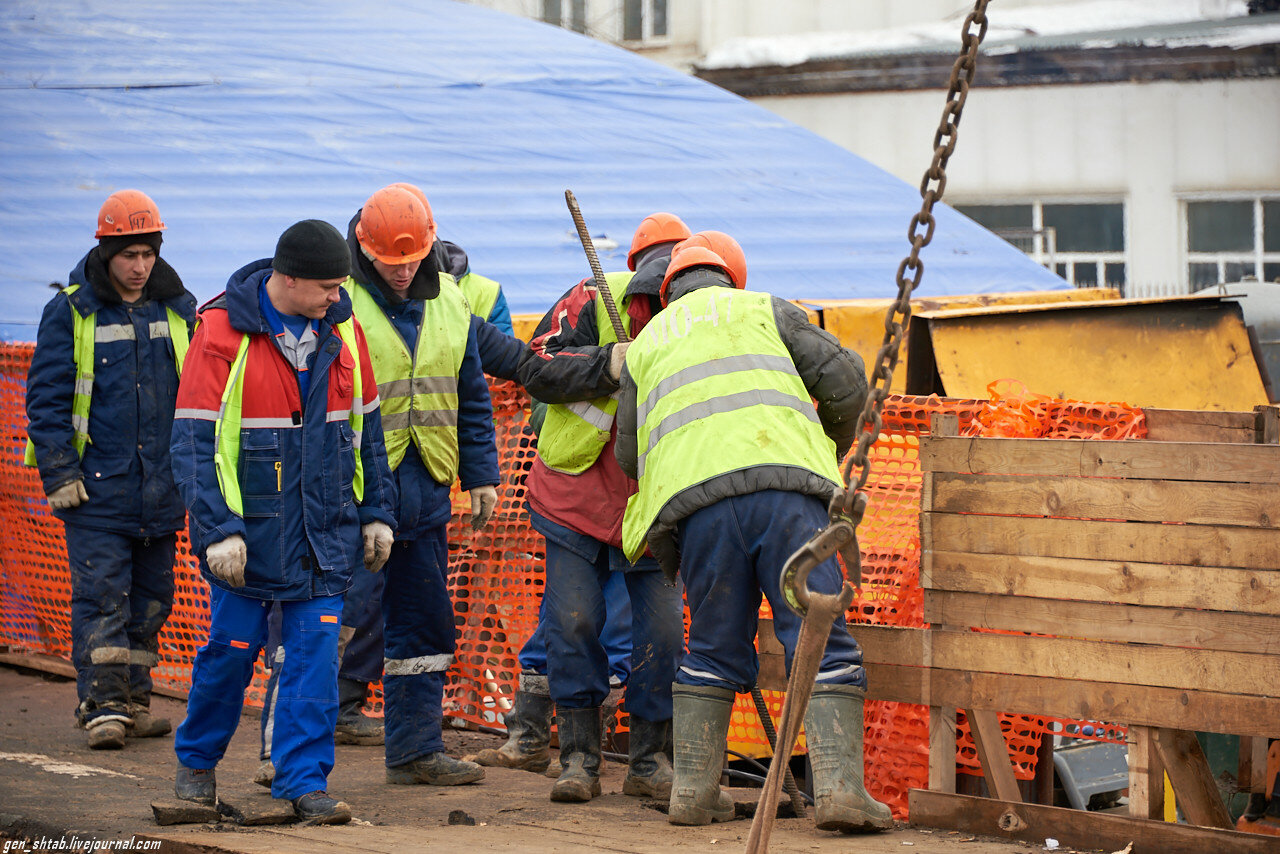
[0, 663, 1091, 854]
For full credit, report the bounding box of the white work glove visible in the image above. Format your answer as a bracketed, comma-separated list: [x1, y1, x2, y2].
[47, 479, 89, 510]
[607, 342, 631, 381]
[470, 485, 498, 530]
[206, 535, 247, 588]
[362, 521, 394, 572]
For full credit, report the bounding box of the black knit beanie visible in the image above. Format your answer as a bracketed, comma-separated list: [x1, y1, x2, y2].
[98, 231, 162, 263]
[272, 219, 351, 279]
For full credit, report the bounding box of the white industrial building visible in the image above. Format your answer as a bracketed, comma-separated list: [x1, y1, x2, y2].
[468, 0, 1280, 296]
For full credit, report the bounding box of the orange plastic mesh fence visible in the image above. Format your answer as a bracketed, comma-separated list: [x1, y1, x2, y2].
[1, 343, 1144, 817]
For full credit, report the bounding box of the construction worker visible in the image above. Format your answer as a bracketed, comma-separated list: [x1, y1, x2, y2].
[343, 184, 500, 787]
[25, 190, 196, 750]
[251, 191, 534, 789]
[615, 231, 892, 832]
[169, 219, 396, 825]
[515, 213, 691, 802]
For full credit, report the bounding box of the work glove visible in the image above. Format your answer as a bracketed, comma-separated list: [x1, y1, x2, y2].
[470, 485, 498, 530]
[46, 479, 89, 510]
[362, 521, 394, 572]
[607, 342, 631, 381]
[206, 535, 247, 588]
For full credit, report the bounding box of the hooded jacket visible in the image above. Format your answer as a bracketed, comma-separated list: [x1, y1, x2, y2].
[170, 259, 396, 600]
[26, 247, 196, 536]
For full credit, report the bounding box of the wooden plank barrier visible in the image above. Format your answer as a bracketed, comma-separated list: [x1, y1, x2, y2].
[856, 406, 1280, 852]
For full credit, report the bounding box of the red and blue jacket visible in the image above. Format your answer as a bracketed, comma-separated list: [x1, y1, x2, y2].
[170, 258, 397, 601]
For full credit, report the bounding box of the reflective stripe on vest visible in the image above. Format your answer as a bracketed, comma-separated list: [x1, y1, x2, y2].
[535, 270, 633, 474]
[214, 321, 364, 517]
[457, 272, 501, 323]
[346, 274, 469, 481]
[24, 285, 189, 466]
[621, 287, 842, 562]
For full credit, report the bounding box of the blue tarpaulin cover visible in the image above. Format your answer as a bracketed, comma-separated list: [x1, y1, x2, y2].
[0, 0, 1065, 341]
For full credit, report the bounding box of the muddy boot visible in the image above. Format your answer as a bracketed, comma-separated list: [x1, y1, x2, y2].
[669, 683, 735, 826]
[253, 760, 276, 789]
[126, 702, 171, 739]
[386, 752, 485, 786]
[86, 718, 127, 750]
[803, 684, 893, 833]
[292, 791, 352, 825]
[175, 762, 216, 806]
[334, 679, 383, 746]
[623, 715, 674, 798]
[475, 673, 552, 772]
[549, 707, 603, 802]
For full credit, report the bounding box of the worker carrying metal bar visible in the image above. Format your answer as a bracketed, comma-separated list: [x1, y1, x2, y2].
[614, 231, 893, 832]
[514, 212, 692, 803]
[25, 190, 196, 751]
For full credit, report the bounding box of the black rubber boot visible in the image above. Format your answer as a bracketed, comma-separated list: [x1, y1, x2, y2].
[386, 752, 485, 786]
[623, 715, 674, 799]
[669, 683, 735, 825]
[334, 679, 383, 746]
[475, 673, 553, 772]
[549, 707, 603, 802]
[175, 762, 216, 806]
[803, 684, 893, 833]
[292, 791, 352, 825]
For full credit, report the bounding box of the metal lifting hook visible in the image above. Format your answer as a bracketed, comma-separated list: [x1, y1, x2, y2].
[779, 491, 868, 617]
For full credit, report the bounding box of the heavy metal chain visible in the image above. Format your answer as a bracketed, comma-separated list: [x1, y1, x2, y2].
[836, 0, 991, 515]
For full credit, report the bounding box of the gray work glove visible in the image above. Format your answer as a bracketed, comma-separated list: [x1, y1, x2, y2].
[205, 534, 247, 588]
[470, 485, 498, 530]
[47, 479, 89, 510]
[362, 521, 393, 572]
[607, 341, 631, 381]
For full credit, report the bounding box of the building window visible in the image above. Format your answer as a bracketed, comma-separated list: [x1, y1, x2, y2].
[542, 0, 586, 33]
[955, 201, 1127, 289]
[1186, 197, 1280, 289]
[622, 0, 667, 42]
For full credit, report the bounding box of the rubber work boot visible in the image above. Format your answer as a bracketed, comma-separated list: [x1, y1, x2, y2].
[334, 679, 384, 746]
[669, 683, 735, 826]
[86, 719, 127, 750]
[386, 752, 485, 786]
[292, 791, 352, 825]
[549, 707, 603, 802]
[803, 684, 894, 832]
[126, 703, 172, 738]
[475, 673, 553, 772]
[175, 762, 217, 806]
[253, 760, 275, 789]
[623, 714, 674, 799]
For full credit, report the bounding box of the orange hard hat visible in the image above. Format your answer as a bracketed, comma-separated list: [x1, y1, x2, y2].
[660, 230, 747, 306]
[94, 190, 166, 238]
[355, 185, 436, 265]
[627, 212, 691, 271]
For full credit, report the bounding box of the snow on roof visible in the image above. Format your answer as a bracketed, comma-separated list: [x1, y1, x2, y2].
[701, 0, 1259, 70]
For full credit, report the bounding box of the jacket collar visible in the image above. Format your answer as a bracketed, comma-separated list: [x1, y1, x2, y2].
[66, 247, 194, 321]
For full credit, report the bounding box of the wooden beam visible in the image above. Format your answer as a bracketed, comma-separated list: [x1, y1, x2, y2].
[1153, 727, 1235, 829]
[1241, 736, 1271, 791]
[919, 435, 1280, 483]
[925, 512, 1280, 571]
[965, 709, 1022, 803]
[925, 550, 1280, 615]
[907, 790, 1280, 854]
[1145, 408, 1259, 443]
[922, 628, 1280, 698]
[923, 590, 1280, 655]
[1128, 725, 1166, 820]
[929, 471, 1280, 528]
[864, 664, 1280, 737]
[929, 706, 957, 793]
